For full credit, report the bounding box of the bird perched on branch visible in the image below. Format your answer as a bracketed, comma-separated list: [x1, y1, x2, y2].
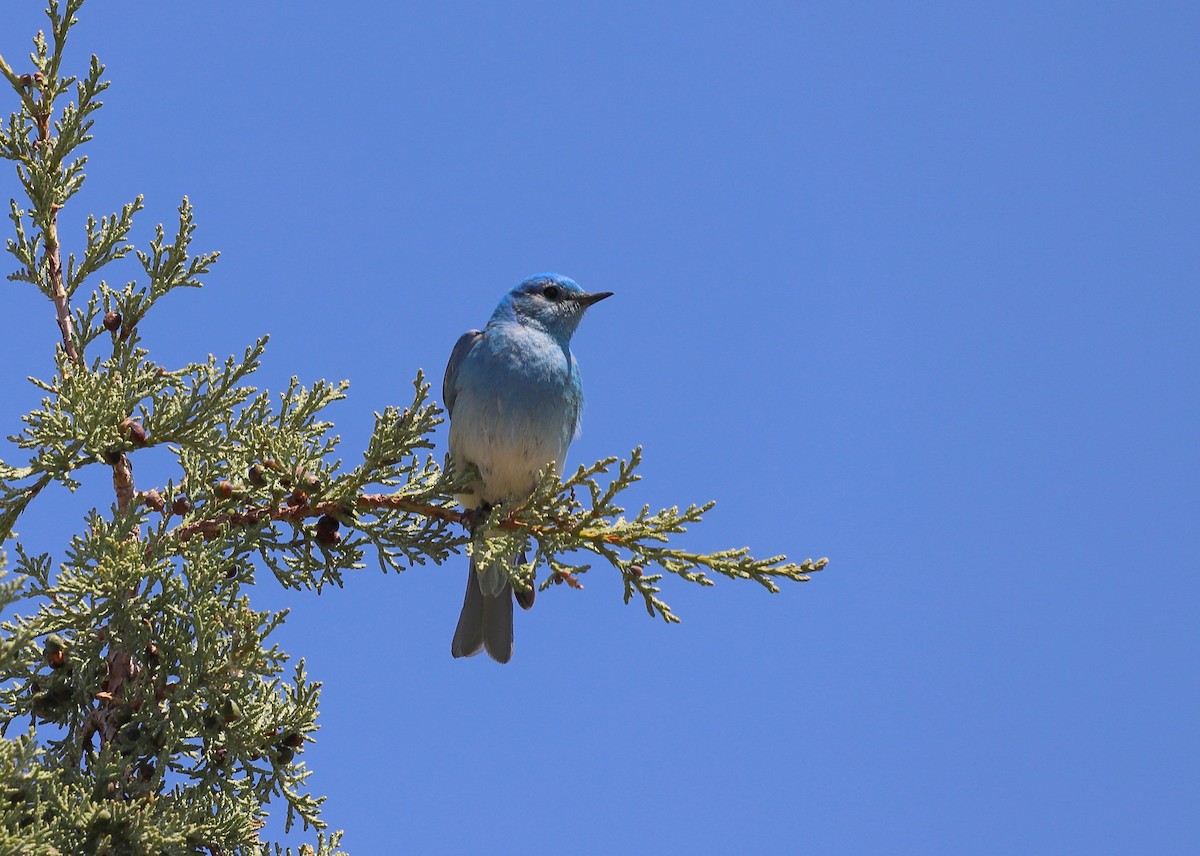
[443, 274, 612, 663]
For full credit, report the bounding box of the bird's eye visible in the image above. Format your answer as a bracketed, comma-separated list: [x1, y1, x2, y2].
[542, 285, 561, 301]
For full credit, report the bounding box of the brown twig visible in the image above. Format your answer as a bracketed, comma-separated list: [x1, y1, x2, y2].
[11, 56, 133, 524]
[358, 494, 466, 525]
[112, 451, 136, 512]
[168, 492, 603, 545]
[5, 60, 82, 364]
[46, 201, 79, 363]
[553, 568, 585, 589]
[173, 494, 468, 543]
[84, 626, 140, 754]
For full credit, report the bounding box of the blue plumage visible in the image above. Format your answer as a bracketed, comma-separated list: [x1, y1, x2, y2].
[444, 274, 612, 662]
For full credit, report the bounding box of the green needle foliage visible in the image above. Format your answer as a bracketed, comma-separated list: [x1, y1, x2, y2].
[0, 1, 827, 853]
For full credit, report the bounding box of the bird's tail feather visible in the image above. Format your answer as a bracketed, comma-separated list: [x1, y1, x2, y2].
[477, 558, 508, 598]
[480, 578, 513, 663]
[451, 556, 514, 663]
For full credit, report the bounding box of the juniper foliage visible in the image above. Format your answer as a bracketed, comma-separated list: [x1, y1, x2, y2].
[0, 2, 826, 852]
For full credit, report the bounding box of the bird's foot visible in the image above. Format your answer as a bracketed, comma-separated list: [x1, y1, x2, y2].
[460, 503, 492, 533]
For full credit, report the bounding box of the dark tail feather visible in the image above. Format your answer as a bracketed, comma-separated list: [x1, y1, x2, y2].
[481, 579, 513, 663]
[513, 550, 535, 610]
[451, 559, 484, 659]
[451, 557, 514, 663]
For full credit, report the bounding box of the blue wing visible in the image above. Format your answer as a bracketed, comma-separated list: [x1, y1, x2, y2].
[443, 329, 484, 416]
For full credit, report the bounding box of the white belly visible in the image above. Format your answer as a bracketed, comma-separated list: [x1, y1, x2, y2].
[449, 394, 573, 507]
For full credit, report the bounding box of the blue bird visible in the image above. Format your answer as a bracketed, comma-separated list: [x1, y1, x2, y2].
[443, 274, 612, 663]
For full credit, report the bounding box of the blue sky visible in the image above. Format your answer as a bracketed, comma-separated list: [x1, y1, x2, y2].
[1, 2, 1197, 853]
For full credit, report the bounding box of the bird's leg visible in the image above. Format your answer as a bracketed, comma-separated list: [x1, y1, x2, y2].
[463, 502, 535, 608]
[460, 502, 492, 535]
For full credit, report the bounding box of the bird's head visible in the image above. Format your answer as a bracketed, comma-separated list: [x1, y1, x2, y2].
[500, 274, 613, 339]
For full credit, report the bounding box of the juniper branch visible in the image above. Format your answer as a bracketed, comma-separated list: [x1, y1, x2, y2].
[0, 2, 826, 851]
[470, 447, 829, 622]
[0, 4, 346, 850]
[0, 2, 93, 363]
[156, 437, 825, 624]
[0, 55, 41, 120]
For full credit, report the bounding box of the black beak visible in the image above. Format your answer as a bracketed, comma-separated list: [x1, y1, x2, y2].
[574, 291, 614, 307]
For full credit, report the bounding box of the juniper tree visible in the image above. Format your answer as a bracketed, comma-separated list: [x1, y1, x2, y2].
[0, 2, 826, 853]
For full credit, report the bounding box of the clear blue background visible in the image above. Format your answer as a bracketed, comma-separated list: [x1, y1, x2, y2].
[1, 2, 1196, 853]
